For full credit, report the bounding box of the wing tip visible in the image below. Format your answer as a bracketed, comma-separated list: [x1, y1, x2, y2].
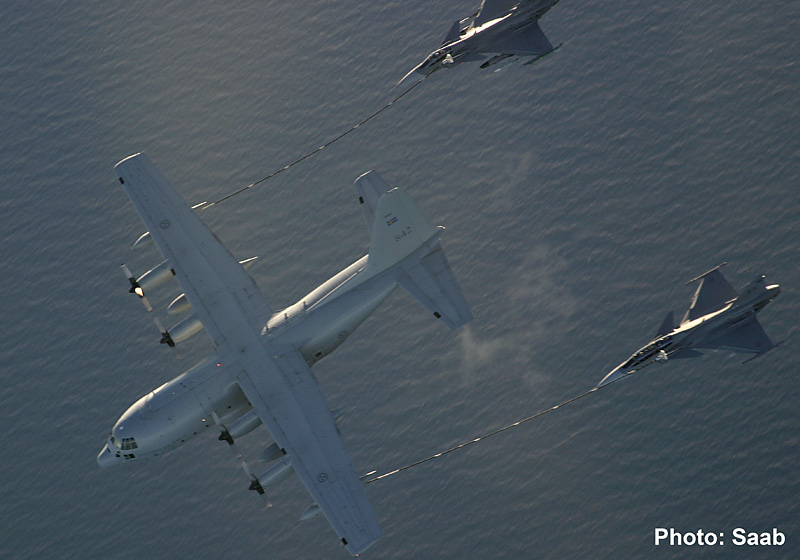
[115, 152, 145, 169]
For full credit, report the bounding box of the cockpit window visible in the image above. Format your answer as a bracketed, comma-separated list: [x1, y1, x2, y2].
[110, 434, 137, 450]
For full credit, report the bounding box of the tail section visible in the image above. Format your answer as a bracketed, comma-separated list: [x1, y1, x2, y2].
[442, 19, 462, 45]
[364, 186, 439, 273]
[357, 172, 472, 330]
[354, 170, 388, 231]
[654, 311, 675, 338]
[396, 241, 472, 329]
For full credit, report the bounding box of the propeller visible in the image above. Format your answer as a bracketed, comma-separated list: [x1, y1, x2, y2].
[153, 317, 180, 358]
[241, 460, 273, 508]
[153, 317, 174, 346]
[211, 411, 241, 457]
[209, 411, 272, 507]
[121, 263, 153, 312]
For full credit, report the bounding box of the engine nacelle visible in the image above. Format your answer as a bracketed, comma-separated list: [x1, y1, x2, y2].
[167, 294, 191, 315]
[259, 442, 284, 463]
[228, 409, 261, 439]
[168, 315, 203, 344]
[256, 457, 293, 488]
[137, 261, 175, 291]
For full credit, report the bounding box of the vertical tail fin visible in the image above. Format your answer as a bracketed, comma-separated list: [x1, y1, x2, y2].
[357, 172, 472, 330]
[354, 171, 389, 231]
[365, 187, 439, 273]
[654, 311, 675, 338]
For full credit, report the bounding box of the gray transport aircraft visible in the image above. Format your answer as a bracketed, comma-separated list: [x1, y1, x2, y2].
[398, 0, 562, 85]
[98, 154, 472, 555]
[598, 264, 780, 387]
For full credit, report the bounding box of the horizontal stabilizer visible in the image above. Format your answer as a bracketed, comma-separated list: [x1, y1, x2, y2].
[398, 242, 472, 329]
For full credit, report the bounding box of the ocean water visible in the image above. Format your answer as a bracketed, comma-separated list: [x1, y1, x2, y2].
[1, 1, 797, 558]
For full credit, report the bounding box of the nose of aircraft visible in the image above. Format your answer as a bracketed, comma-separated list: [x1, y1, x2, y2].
[597, 365, 625, 388]
[396, 62, 426, 88]
[97, 443, 121, 468]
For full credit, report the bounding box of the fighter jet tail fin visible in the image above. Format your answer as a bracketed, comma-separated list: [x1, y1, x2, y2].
[442, 19, 462, 45]
[654, 311, 675, 338]
[362, 178, 472, 329]
[681, 263, 738, 324]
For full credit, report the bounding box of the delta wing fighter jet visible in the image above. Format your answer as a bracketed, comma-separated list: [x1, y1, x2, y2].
[398, 0, 562, 85]
[98, 155, 472, 555]
[598, 264, 780, 387]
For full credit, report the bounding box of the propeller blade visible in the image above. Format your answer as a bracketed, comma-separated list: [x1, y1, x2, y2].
[210, 412, 271, 506]
[210, 411, 242, 459]
[153, 317, 180, 358]
[241, 460, 273, 508]
[153, 317, 173, 346]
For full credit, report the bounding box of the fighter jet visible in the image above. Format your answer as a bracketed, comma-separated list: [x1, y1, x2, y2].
[98, 156, 472, 555]
[597, 264, 781, 387]
[398, 0, 562, 85]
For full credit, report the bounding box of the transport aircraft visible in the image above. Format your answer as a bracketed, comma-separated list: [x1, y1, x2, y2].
[99, 154, 472, 555]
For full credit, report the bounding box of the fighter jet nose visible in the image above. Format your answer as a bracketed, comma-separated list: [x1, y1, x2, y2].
[97, 444, 120, 468]
[597, 367, 625, 388]
[396, 64, 427, 88]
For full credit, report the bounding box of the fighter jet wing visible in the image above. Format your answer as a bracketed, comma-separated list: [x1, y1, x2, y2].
[482, 23, 554, 56]
[115, 154, 381, 555]
[681, 265, 739, 324]
[696, 317, 774, 354]
[474, 0, 518, 27]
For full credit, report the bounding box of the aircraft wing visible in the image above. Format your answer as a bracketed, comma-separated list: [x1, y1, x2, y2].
[474, 0, 519, 27]
[115, 154, 381, 555]
[115, 153, 273, 337]
[682, 266, 739, 324]
[696, 317, 774, 354]
[482, 23, 554, 56]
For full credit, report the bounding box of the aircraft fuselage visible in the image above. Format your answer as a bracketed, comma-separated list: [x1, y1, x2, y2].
[98, 256, 398, 466]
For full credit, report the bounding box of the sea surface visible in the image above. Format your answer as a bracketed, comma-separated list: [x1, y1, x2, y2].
[1, 1, 798, 559]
